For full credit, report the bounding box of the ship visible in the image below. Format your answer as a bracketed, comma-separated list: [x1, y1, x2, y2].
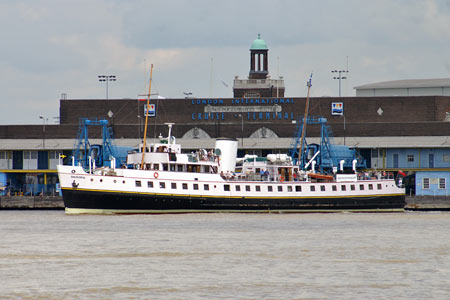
[57, 122, 405, 214]
[56, 69, 405, 214]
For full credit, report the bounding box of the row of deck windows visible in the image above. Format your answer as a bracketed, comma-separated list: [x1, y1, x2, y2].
[134, 180, 384, 192]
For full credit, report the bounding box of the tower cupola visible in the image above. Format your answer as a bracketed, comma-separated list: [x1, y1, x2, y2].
[249, 34, 269, 79]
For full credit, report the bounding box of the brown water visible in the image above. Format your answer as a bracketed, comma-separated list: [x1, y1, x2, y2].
[0, 211, 449, 299]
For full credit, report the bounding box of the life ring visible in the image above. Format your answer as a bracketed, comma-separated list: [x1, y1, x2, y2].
[154, 172, 159, 179]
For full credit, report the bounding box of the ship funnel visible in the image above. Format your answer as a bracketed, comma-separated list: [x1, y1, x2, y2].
[215, 138, 238, 174]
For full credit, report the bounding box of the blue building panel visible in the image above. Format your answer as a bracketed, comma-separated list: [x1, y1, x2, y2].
[415, 171, 450, 196]
[386, 149, 420, 169]
[385, 148, 450, 169]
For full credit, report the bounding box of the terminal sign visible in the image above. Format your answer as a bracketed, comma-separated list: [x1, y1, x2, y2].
[144, 104, 156, 117]
[332, 102, 344, 115]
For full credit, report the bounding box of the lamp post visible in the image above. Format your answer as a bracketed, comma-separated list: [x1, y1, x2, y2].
[332, 70, 348, 97]
[238, 114, 244, 148]
[137, 115, 142, 141]
[98, 75, 117, 99]
[342, 114, 346, 145]
[39, 116, 47, 149]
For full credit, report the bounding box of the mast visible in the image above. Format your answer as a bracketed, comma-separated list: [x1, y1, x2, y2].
[140, 64, 154, 170]
[299, 74, 313, 166]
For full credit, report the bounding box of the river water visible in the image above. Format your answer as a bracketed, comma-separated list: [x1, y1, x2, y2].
[0, 211, 449, 299]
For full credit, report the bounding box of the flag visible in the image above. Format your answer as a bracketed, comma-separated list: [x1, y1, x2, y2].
[398, 170, 406, 177]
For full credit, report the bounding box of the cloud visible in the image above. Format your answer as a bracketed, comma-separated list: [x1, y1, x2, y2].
[1, 0, 450, 124]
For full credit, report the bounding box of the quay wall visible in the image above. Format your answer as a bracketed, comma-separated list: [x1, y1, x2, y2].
[0, 196, 64, 209]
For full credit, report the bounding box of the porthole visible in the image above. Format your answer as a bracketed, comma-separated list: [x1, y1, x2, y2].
[90, 178, 94, 182]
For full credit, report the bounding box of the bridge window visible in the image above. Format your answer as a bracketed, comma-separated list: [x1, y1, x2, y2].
[235, 185, 241, 191]
[246, 185, 251, 192]
[368, 184, 373, 190]
[204, 184, 209, 191]
[224, 184, 230, 191]
[310, 186, 315, 192]
[278, 186, 283, 192]
[268, 186, 273, 192]
[341, 185, 346, 191]
[288, 186, 293, 192]
[295, 186, 301, 192]
[256, 186, 261, 192]
[351, 185, 355, 191]
[320, 185, 325, 192]
[171, 183, 177, 189]
[159, 182, 165, 189]
[147, 181, 153, 188]
[182, 183, 188, 190]
[332, 185, 337, 191]
[377, 184, 382, 190]
[193, 184, 199, 190]
[135, 180, 141, 187]
[359, 184, 364, 190]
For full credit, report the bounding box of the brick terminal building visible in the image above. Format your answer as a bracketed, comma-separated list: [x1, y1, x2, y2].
[1, 34, 450, 196]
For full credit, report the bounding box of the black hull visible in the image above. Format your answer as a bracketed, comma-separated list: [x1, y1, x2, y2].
[62, 189, 406, 213]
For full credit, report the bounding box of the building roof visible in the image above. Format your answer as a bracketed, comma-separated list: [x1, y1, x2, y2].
[354, 78, 450, 90]
[250, 34, 268, 50]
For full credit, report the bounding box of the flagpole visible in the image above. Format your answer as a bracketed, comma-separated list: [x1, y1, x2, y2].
[140, 64, 154, 170]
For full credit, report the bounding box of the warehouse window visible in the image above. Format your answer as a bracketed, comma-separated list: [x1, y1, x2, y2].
[49, 151, 56, 159]
[439, 178, 446, 189]
[423, 178, 430, 189]
[407, 155, 414, 162]
[31, 151, 37, 159]
[371, 149, 379, 158]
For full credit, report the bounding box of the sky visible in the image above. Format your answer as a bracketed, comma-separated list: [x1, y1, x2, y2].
[2, 0, 450, 125]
